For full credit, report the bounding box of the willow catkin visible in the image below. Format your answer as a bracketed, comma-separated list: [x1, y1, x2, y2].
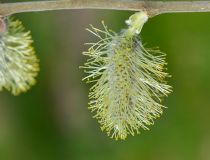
[0, 18, 39, 95]
[82, 12, 172, 140]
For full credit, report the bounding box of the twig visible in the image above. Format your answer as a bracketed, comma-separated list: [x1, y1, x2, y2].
[1, 0, 210, 17]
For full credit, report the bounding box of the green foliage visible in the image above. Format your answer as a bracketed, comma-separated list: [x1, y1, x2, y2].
[82, 12, 172, 140]
[0, 18, 39, 95]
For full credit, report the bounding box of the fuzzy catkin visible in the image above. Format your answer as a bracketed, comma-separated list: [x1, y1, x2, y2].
[82, 12, 172, 140]
[0, 18, 39, 95]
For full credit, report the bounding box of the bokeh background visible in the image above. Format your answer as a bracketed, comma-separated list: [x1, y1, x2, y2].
[0, 0, 210, 159]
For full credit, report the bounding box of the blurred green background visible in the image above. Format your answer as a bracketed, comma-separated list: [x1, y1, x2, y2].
[0, 0, 210, 159]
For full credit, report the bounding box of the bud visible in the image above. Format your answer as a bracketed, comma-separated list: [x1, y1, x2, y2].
[0, 17, 7, 33]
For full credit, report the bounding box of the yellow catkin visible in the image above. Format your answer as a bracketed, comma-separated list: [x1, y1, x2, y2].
[0, 18, 39, 95]
[82, 12, 172, 140]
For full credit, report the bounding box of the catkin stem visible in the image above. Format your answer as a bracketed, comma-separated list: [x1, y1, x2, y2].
[1, 1, 210, 17]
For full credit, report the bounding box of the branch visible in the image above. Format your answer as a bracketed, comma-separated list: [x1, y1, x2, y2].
[1, 0, 210, 17]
